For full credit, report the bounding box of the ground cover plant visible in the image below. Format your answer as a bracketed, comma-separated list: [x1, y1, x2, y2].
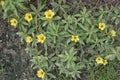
[0, 0, 120, 80]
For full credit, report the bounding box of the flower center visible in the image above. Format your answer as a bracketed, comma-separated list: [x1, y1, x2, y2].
[100, 25, 104, 28]
[74, 36, 77, 40]
[40, 71, 44, 75]
[29, 38, 32, 41]
[28, 16, 31, 19]
[40, 37, 44, 40]
[48, 14, 52, 17]
[98, 58, 100, 61]
[14, 21, 17, 24]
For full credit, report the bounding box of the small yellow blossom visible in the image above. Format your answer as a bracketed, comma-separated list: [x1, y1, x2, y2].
[24, 13, 33, 22]
[37, 69, 45, 78]
[37, 34, 46, 43]
[96, 57, 103, 64]
[45, 10, 54, 19]
[102, 59, 107, 65]
[110, 30, 116, 37]
[10, 18, 18, 27]
[0, 1, 4, 6]
[26, 36, 33, 43]
[71, 35, 79, 42]
[99, 22, 105, 30]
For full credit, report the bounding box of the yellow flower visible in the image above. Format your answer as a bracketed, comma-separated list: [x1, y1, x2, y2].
[0, 1, 4, 6]
[10, 18, 18, 27]
[71, 35, 79, 42]
[37, 69, 45, 78]
[110, 30, 116, 37]
[102, 59, 107, 65]
[96, 57, 103, 64]
[45, 10, 54, 19]
[26, 36, 33, 43]
[37, 34, 46, 43]
[24, 13, 33, 22]
[99, 22, 105, 30]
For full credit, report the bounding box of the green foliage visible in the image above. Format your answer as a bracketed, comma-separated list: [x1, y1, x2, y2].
[0, 0, 120, 80]
[89, 60, 120, 80]
[0, 64, 5, 79]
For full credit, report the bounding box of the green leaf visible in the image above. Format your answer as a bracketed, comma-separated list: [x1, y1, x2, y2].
[116, 47, 120, 60]
[114, 7, 119, 14]
[83, 7, 87, 14]
[115, 19, 119, 25]
[78, 23, 88, 31]
[38, 3, 45, 12]
[30, 4, 36, 12]
[47, 73, 56, 78]
[109, 54, 116, 60]
[53, 16, 61, 20]
[16, 0, 27, 2]
[82, 18, 85, 23]
[59, 32, 70, 37]
[79, 39, 84, 45]
[62, 5, 69, 9]
[98, 15, 103, 22]
[74, 14, 81, 17]
[17, 3, 27, 10]
[27, 28, 35, 34]
[40, 17, 46, 20]
[16, 32, 26, 37]
[43, 21, 48, 27]
[58, 0, 63, 4]
[86, 18, 91, 24]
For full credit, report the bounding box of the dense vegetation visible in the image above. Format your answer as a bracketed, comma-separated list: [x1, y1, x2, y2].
[0, 0, 120, 80]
